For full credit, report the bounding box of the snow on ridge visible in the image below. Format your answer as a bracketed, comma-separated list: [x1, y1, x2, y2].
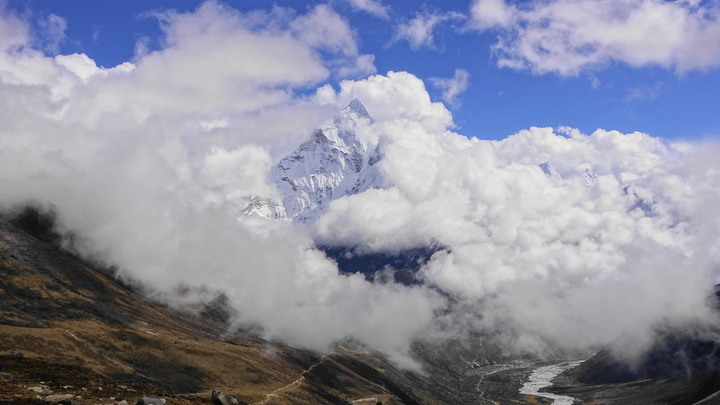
[244, 99, 382, 223]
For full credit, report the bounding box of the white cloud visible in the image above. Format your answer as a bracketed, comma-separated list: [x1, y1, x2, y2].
[289, 4, 376, 77]
[471, 0, 516, 30]
[429, 68, 471, 107]
[346, 0, 390, 19]
[470, 0, 720, 75]
[36, 13, 67, 54]
[393, 11, 464, 50]
[0, 2, 436, 366]
[314, 75, 720, 353]
[2, 1, 720, 368]
[0, 8, 30, 52]
[315, 71, 454, 133]
[624, 82, 666, 102]
[54, 53, 135, 83]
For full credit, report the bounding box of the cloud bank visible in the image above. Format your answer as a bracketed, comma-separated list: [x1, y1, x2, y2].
[1, 1, 719, 366]
[471, 0, 720, 75]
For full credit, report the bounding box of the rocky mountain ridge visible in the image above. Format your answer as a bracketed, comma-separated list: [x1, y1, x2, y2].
[265, 99, 382, 223]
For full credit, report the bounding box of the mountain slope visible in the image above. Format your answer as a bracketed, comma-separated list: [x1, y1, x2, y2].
[0, 207, 573, 405]
[0, 208, 415, 404]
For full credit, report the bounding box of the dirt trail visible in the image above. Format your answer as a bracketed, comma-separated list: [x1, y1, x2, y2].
[254, 355, 327, 405]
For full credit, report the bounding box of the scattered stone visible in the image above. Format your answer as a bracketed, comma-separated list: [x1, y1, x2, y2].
[45, 394, 74, 403]
[135, 396, 166, 405]
[116, 401, 129, 405]
[211, 390, 242, 405]
[9, 249, 29, 262]
[42, 387, 54, 395]
[225, 394, 241, 405]
[0, 372, 12, 381]
[211, 390, 229, 405]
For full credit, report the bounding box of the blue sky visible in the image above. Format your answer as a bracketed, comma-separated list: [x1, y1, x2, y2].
[5, 0, 720, 141]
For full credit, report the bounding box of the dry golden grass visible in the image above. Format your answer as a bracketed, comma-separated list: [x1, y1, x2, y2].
[0, 218, 429, 404]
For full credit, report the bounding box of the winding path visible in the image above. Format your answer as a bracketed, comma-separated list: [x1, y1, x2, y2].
[254, 355, 327, 405]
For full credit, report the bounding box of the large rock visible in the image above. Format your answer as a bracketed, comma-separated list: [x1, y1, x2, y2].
[44, 394, 74, 403]
[135, 397, 166, 405]
[211, 390, 243, 405]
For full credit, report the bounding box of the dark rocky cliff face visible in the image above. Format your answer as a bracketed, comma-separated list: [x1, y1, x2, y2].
[319, 244, 444, 285]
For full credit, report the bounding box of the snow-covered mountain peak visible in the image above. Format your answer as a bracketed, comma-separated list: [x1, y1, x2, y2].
[257, 99, 382, 223]
[341, 98, 371, 120]
[240, 196, 287, 220]
[539, 162, 562, 178]
[319, 98, 372, 150]
[583, 168, 598, 188]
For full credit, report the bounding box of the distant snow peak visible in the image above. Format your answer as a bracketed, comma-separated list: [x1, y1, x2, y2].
[583, 167, 598, 188]
[258, 99, 382, 223]
[539, 162, 561, 178]
[240, 196, 287, 220]
[343, 98, 371, 120]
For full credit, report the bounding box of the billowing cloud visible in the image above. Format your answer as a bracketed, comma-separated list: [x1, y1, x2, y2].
[429, 68, 470, 107]
[313, 75, 720, 353]
[346, 0, 390, 19]
[0, 2, 434, 367]
[2, 0, 719, 369]
[289, 4, 376, 77]
[0, 8, 30, 51]
[392, 11, 464, 50]
[470, 0, 720, 75]
[36, 13, 67, 54]
[315, 71, 453, 133]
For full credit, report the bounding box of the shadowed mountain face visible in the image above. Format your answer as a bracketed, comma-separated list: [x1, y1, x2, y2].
[575, 288, 720, 386]
[547, 291, 720, 405]
[576, 327, 720, 385]
[319, 245, 443, 285]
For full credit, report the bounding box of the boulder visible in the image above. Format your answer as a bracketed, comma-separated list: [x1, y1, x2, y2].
[211, 390, 229, 405]
[44, 394, 74, 403]
[211, 390, 244, 405]
[225, 394, 241, 405]
[135, 397, 166, 405]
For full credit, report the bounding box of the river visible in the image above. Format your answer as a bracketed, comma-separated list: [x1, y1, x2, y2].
[519, 361, 582, 405]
